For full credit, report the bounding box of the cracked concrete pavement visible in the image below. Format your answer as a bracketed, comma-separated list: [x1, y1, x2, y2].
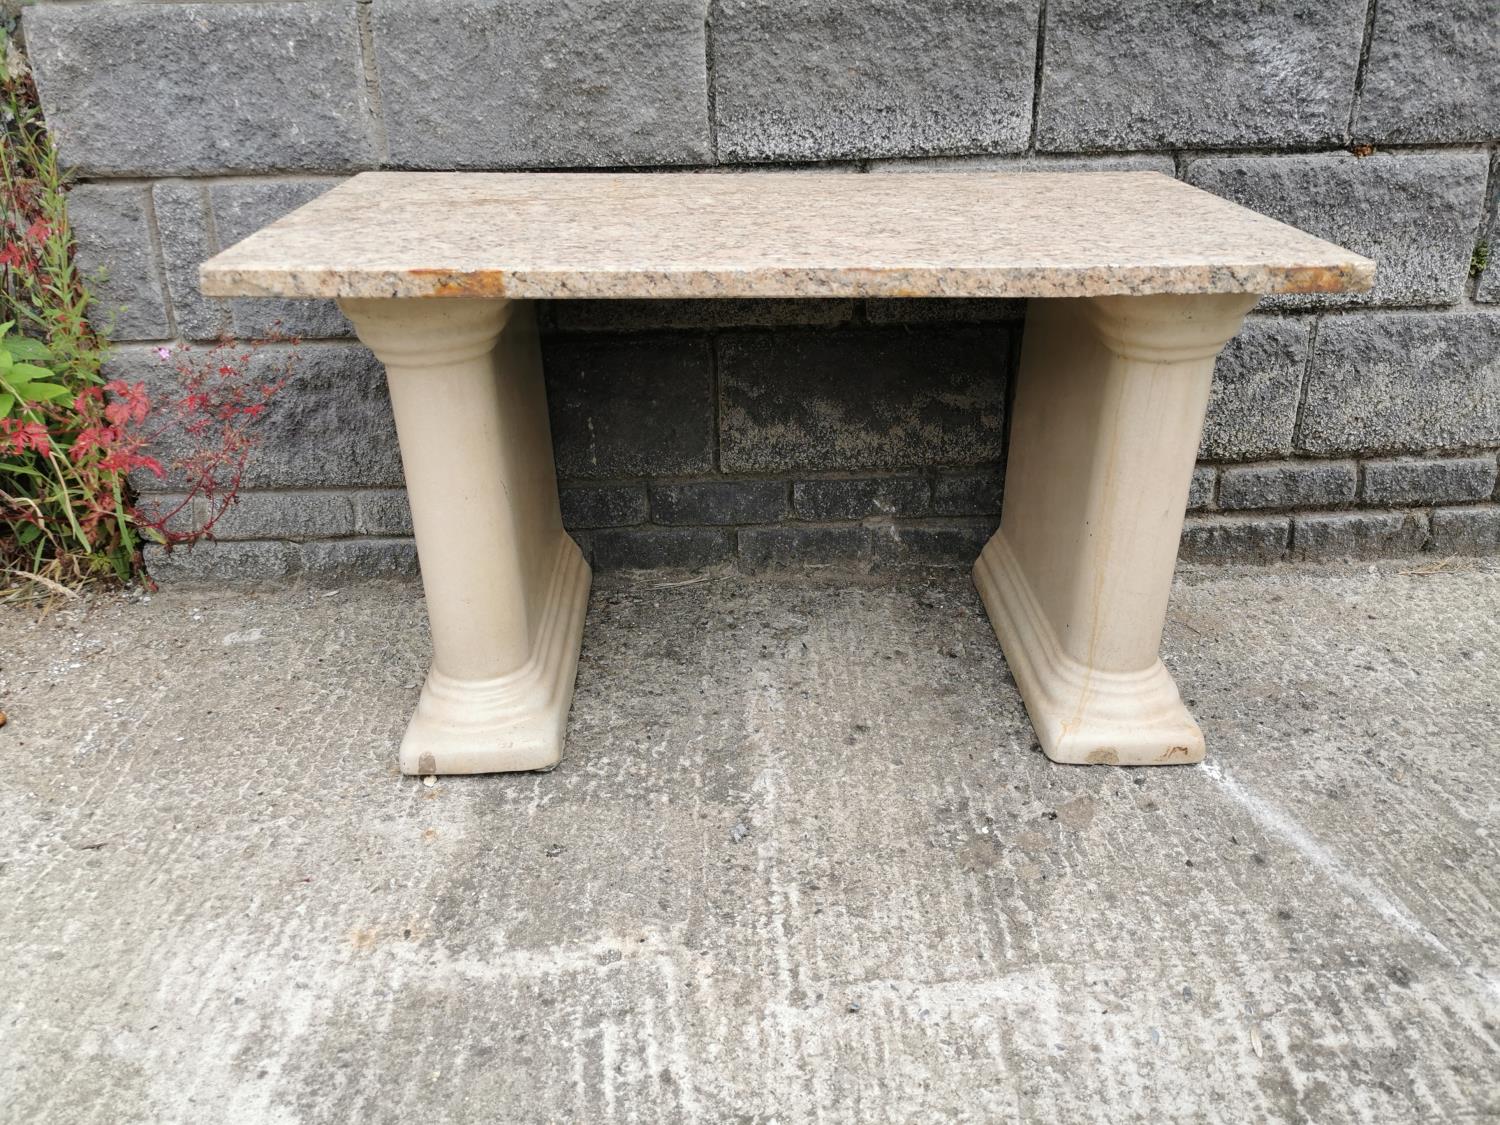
[1, 559, 1498, 1123]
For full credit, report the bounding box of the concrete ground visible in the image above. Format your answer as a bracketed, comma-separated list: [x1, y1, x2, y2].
[1, 558, 1498, 1124]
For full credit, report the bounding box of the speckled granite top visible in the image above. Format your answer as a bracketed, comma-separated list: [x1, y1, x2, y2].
[199, 171, 1374, 300]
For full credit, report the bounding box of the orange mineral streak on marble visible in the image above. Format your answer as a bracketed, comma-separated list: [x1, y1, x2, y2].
[1277, 264, 1370, 294]
[410, 269, 512, 298]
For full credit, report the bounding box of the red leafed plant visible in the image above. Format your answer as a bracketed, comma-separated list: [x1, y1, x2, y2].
[1, 29, 288, 597]
[122, 340, 292, 550]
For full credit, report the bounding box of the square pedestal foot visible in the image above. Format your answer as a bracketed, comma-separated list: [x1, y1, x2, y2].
[399, 536, 591, 775]
[974, 535, 1204, 766]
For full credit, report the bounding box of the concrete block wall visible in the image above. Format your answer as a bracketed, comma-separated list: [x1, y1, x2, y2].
[18, 0, 1500, 579]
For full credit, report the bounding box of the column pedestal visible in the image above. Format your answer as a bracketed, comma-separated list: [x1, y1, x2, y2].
[974, 293, 1257, 765]
[339, 297, 590, 774]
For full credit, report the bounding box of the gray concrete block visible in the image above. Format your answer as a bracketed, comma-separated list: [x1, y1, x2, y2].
[1362, 457, 1499, 507]
[712, 0, 1040, 162]
[591, 527, 733, 570]
[719, 327, 1009, 473]
[870, 520, 997, 568]
[1299, 312, 1500, 455]
[1430, 506, 1500, 555]
[144, 539, 302, 584]
[208, 490, 358, 541]
[792, 477, 930, 520]
[25, 2, 375, 175]
[1179, 515, 1289, 564]
[210, 181, 352, 339]
[1185, 153, 1490, 309]
[131, 492, 203, 538]
[151, 181, 229, 342]
[1201, 316, 1309, 462]
[1478, 163, 1500, 305]
[865, 299, 1025, 326]
[373, 0, 711, 168]
[1219, 461, 1357, 512]
[549, 299, 855, 333]
[695, 162, 866, 175]
[1481, 252, 1500, 304]
[931, 469, 1006, 517]
[301, 538, 420, 578]
[1291, 511, 1429, 561]
[560, 485, 648, 530]
[1354, 0, 1500, 144]
[1038, 0, 1365, 151]
[868, 153, 1177, 175]
[1188, 466, 1217, 512]
[738, 525, 871, 570]
[66, 183, 168, 341]
[693, 162, 870, 174]
[544, 335, 715, 479]
[355, 490, 414, 537]
[112, 342, 402, 489]
[650, 480, 788, 526]
[240, 345, 400, 488]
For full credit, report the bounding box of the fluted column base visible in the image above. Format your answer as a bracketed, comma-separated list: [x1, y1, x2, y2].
[401, 535, 589, 774]
[975, 534, 1203, 765]
[976, 293, 1257, 766]
[339, 297, 590, 775]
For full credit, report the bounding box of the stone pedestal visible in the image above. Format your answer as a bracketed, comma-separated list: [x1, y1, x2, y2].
[338, 297, 590, 774]
[975, 293, 1258, 764]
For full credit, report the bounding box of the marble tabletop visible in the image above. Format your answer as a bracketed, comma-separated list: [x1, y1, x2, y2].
[199, 171, 1374, 301]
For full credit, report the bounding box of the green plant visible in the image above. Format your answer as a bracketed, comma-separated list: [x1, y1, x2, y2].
[0, 320, 111, 586]
[0, 29, 289, 597]
[1473, 240, 1491, 279]
[1, 32, 130, 593]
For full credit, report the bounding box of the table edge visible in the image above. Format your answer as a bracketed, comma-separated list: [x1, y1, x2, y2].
[199, 260, 1376, 301]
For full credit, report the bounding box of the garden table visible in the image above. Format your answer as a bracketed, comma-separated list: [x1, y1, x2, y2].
[200, 171, 1372, 774]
